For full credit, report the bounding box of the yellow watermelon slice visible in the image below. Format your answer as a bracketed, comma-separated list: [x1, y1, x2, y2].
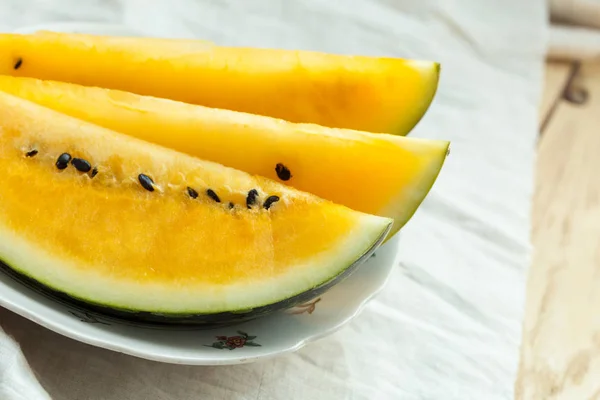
[0, 31, 439, 135]
[0, 91, 392, 324]
[0, 76, 448, 237]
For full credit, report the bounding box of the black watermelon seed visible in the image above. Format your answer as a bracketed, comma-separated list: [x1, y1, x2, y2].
[206, 189, 221, 203]
[13, 58, 22, 70]
[228, 202, 235, 209]
[90, 167, 98, 178]
[263, 195, 280, 210]
[25, 149, 38, 157]
[56, 153, 71, 170]
[187, 187, 199, 199]
[71, 158, 92, 173]
[246, 189, 259, 208]
[138, 174, 155, 192]
[275, 163, 292, 181]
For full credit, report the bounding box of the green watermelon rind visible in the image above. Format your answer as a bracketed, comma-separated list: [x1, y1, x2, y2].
[0, 220, 391, 326]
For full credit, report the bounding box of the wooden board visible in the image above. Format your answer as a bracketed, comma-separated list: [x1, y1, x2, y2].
[538, 61, 572, 125]
[516, 62, 600, 399]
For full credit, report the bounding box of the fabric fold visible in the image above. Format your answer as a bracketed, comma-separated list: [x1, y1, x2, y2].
[0, 318, 50, 400]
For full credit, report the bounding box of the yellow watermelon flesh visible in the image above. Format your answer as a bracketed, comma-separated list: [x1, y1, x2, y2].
[0, 91, 392, 322]
[0, 31, 440, 135]
[0, 76, 449, 237]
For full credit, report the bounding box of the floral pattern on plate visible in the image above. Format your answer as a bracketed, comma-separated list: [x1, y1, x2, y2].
[204, 331, 262, 350]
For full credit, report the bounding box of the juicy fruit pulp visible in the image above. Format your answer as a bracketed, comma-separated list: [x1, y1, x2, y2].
[0, 92, 392, 317]
[0, 76, 449, 236]
[0, 31, 440, 135]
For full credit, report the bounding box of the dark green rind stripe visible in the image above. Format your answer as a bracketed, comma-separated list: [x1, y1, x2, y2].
[0, 222, 391, 328]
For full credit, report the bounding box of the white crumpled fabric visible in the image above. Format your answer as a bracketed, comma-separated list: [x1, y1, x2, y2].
[0, 0, 547, 399]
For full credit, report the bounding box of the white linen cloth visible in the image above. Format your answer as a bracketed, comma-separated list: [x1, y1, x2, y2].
[0, 0, 547, 399]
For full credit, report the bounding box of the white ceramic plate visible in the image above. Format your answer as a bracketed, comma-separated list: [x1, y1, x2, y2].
[0, 22, 400, 365]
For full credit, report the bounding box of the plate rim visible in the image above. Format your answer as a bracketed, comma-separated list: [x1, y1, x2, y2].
[0, 256, 396, 365]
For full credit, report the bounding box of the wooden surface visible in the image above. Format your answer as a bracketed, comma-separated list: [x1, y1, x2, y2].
[538, 62, 572, 125]
[516, 61, 600, 399]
